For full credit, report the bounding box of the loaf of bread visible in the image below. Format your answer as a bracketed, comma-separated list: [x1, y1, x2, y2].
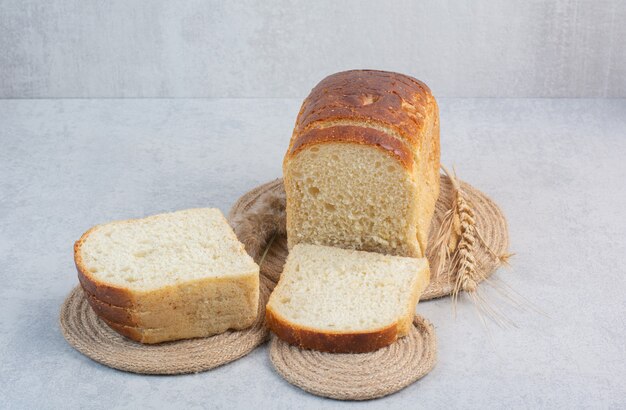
[266, 244, 430, 353]
[283, 70, 440, 258]
[74, 208, 259, 344]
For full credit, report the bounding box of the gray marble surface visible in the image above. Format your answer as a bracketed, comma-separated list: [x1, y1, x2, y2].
[0, 98, 624, 409]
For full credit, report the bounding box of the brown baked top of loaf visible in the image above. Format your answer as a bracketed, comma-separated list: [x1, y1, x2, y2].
[292, 70, 436, 150]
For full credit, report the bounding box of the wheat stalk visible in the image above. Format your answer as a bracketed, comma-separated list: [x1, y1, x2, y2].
[439, 166, 523, 328]
[474, 226, 514, 266]
[258, 231, 277, 270]
[430, 207, 455, 278]
[440, 166, 481, 298]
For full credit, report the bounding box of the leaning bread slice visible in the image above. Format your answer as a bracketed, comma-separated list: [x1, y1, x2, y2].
[74, 208, 259, 344]
[266, 244, 430, 353]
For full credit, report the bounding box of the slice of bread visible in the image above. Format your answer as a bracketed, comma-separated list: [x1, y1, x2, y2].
[74, 208, 259, 344]
[266, 244, 430, 353]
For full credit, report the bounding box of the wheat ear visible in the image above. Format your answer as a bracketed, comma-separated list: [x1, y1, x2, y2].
[441, 166, 518, 329]
[440, 166, 481, 298]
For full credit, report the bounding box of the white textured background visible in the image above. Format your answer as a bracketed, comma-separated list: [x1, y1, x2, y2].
[1, 0, 625, 98]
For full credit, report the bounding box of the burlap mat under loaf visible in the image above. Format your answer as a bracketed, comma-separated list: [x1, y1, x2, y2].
[270, 315, 437, 400]
[59, 275, 273, 374]
[228, 175, 509, 299]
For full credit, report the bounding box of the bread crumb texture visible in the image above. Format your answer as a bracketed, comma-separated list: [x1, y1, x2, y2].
[285, 143, 418, 256]
[268, 244, 428, 332]
[79, 208, 258, 291]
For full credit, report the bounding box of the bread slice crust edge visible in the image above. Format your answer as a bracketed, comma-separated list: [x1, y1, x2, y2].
[266, 306, 399, 353]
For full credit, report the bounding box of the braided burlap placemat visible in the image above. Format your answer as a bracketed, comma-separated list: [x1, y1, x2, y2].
[229, 175, 509, 299]
[59, 275, 273, 374]
[270, 315, 437, 400]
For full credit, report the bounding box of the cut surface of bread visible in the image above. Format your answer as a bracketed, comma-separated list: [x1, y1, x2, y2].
[284, 70, 440, 258]
[266, 244, 430, 353]
[74, 208, 259, 344]
[285, 142, 418, 256]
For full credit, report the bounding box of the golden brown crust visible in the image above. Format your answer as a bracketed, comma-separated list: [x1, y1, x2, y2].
[83, 286, 258, 330]
[100, 317, 148, 343]
[266, 307, 398, 353]
[98, 317, 207, 345]
[100, 313, 257, 345]
[83, 289, 141, 327]
[291, 69, 437, 152]
[289, 125, 413, 171]
[429, 102, 441, 169]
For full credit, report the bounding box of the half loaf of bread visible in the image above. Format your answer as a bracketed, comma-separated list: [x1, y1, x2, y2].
[266, 244, 430, 353]
[74, 208, 259, 344]
[283, 69, 440, 258]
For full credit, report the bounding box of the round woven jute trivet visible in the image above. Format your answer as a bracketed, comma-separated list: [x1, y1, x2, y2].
[269, 315, 437, 401]
[229, 175, 509, 299]
[59, 275, 273, 375]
